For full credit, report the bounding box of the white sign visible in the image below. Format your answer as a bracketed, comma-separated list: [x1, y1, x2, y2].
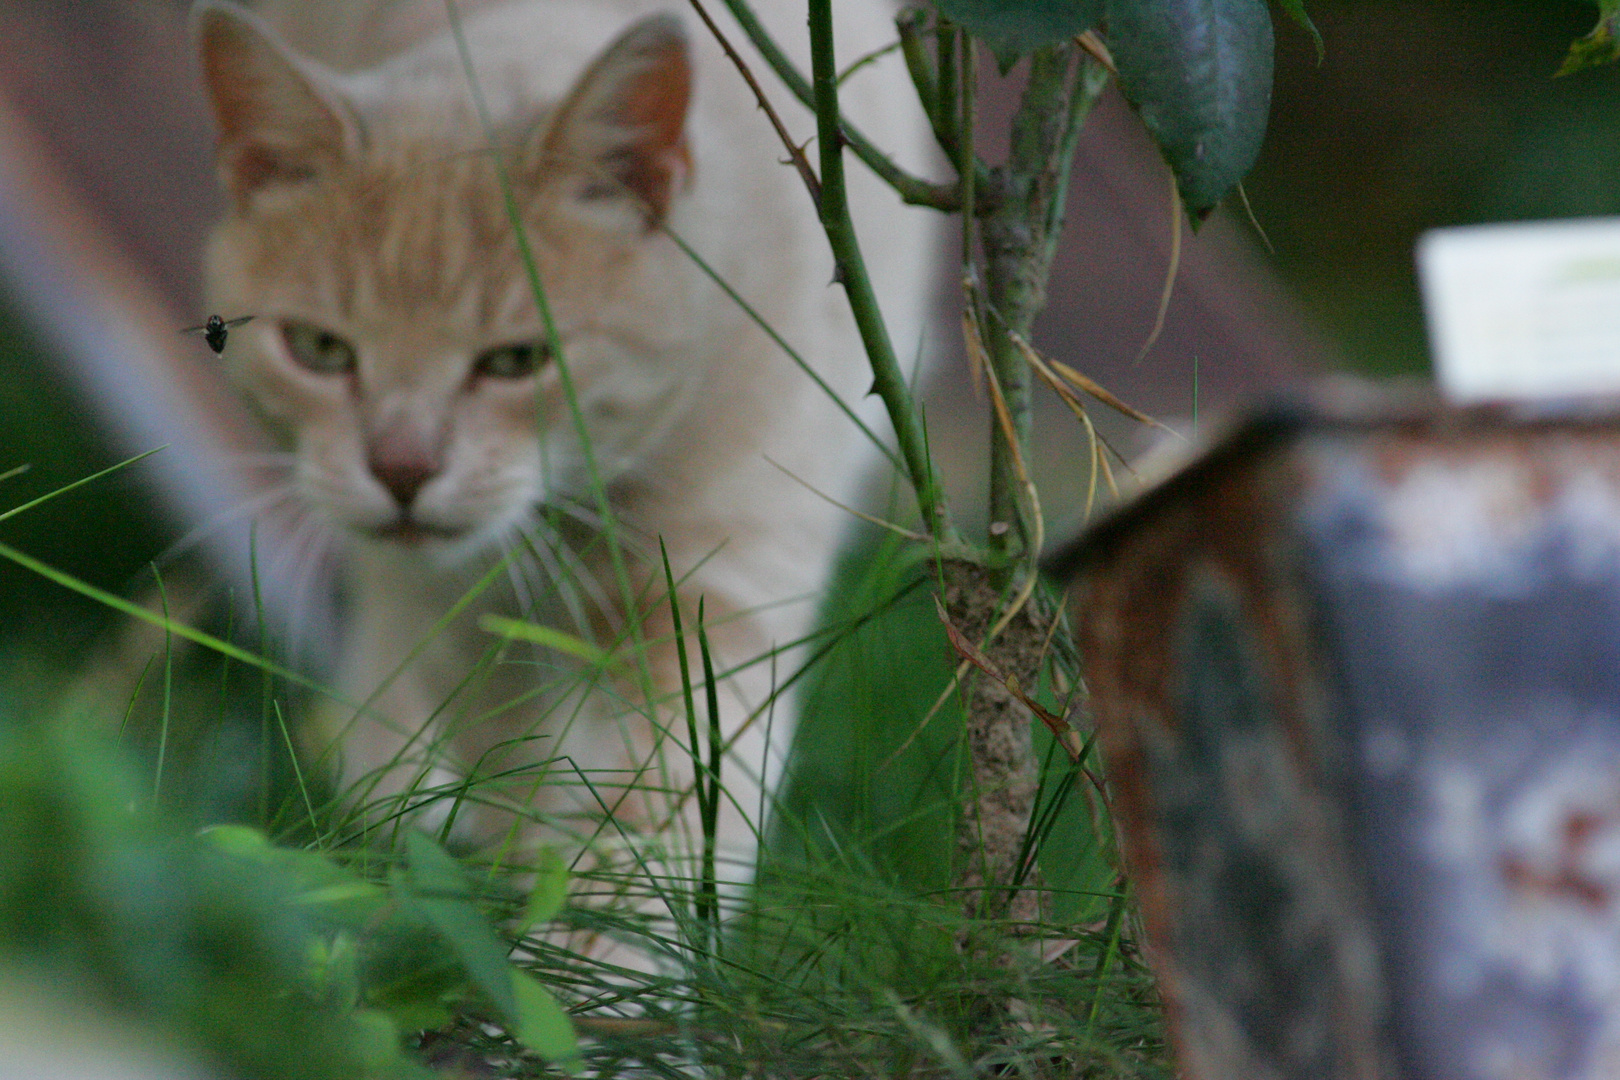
[1418, 217, 1620, 401]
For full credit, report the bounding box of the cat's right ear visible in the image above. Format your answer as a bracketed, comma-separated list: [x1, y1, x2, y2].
[540, 13, 692, 228]
[193, 1, 358, 208]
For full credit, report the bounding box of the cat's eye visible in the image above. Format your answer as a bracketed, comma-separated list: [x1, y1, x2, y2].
[281, 321, 357, 375]
[472, 341, 550, 380]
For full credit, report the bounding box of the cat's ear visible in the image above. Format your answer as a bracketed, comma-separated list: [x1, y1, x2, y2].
[541, 13, 692, 227]
[193, 0, 359, 207]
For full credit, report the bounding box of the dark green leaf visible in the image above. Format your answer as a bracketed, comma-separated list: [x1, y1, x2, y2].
[1108, 0, 1276, 221]
[512, 970, 582, 1069]
[1558, 4, 1620, 77]
[1274, 0, 1322, 61]
[935, 0, 1103, 71]
[404, 830, 517, 1020]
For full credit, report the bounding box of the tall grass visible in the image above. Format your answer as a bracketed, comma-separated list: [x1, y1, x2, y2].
[0, 441, 1167, 1075]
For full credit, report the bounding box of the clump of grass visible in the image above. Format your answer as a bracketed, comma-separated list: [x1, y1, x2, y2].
[1, 449, 1169, 1076]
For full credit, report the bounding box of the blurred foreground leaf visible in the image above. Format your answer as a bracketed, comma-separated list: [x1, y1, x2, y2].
[0, 726, 579, 1076]
[513, 970, 584, 1072]
[404, 831, 581, 1066]
[403, 830, 518, 1019]
[522, 847, 569, 929]
[0, 726, 432, 1079]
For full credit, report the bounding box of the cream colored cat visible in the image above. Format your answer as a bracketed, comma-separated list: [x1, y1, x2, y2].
[193, 0, 936, 914]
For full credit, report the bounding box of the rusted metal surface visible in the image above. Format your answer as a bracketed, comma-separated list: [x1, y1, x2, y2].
[1053, 394, 1620, 1080]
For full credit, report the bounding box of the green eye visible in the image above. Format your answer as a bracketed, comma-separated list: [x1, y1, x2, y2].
[472, 341, 550, 380]
[281, 321, 357, 374]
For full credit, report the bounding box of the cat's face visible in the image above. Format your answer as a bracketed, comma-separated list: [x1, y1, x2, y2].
[196, 3, 694, 562]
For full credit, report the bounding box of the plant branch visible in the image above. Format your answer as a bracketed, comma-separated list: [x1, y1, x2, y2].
[685, 0, 821, 211]
[807, 0, 954, 539]
[981, 48, 1109, 573]
[717, 0, 989, 212]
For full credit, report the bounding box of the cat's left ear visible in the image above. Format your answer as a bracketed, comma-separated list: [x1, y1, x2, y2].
[194, 0, 360, 208]
[541, 13, 692, 227]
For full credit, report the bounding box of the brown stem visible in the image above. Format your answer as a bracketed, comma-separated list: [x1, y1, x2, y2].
[942, 558, 1052, 924]
[981, 47, 1109, 574]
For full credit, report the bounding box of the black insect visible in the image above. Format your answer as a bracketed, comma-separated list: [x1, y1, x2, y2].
[181, 314, 255, 355]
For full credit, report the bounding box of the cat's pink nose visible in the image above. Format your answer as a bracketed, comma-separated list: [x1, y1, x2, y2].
[369, 453, 437, 508]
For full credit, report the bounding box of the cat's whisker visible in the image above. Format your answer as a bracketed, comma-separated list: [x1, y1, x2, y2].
[497, 526, 542, 624]
[519, 516, 617, 634]
[498, 526, 575, 645]
[544, 494, 606, 534]
[545, 495, 658, 571]
[222, 451, 298, 471]
[158, 482, 298, 567]
[276, 505, 338, 663]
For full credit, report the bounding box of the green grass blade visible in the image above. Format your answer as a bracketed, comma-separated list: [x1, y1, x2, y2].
[151, 563, 173, 804]
[0, 538, 328, 696]
[0, 446, 164, 526]
[275, 699, 322, 842]
[477, 614, 614, 668]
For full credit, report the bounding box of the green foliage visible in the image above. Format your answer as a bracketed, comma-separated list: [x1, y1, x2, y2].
[1108, 0, 1277, 221]
[1558, 0, 1620, 75]
[0, 724, 579, 1077]
[932, 0, 1103, 72]
[400, 831, 580, 1068]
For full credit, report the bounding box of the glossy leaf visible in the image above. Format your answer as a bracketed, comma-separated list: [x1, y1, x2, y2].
[512, 970, 583, 1069]
[935, 0, 1104, 71]
[1109, 0, 1275, 221]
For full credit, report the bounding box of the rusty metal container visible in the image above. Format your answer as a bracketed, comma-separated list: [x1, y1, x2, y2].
[1051, 393, 1620, 1080]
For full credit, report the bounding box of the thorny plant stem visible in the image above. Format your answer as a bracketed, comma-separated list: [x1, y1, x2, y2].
[685, 0, 821, 210]
[981, 47, 1109, 577]
[807, 0, 954, 541]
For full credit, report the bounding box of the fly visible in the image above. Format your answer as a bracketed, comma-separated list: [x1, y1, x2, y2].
[181, 314, 255, 354]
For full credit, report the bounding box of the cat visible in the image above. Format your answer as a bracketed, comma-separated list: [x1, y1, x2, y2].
[192, 0, 938, 926]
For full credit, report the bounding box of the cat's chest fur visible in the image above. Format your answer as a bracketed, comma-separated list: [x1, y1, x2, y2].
[196, 0, 936, 851]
